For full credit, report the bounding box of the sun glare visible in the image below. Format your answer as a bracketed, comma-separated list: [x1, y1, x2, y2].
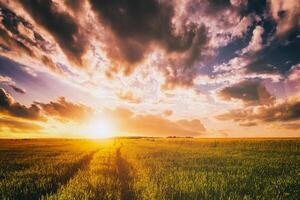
[86, 118, 114, 139]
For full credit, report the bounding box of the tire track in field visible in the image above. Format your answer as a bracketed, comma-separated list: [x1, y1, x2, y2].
[41, 149, 99, 199]
[116, 147, 135, 200]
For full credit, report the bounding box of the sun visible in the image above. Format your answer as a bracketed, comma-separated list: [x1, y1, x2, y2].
[86, 118, 114, 139]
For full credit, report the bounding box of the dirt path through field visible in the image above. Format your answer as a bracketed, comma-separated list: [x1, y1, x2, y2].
[116, 147, 135, 200]
[41, 146, 135, 200]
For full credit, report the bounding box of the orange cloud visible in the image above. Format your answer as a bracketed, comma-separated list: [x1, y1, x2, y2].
[0, 87, 206, 137]
[107, 108, 206, 137]
[216, 94, 300, 129]
[0, 88, 44, 120]
[117, 91, 141, 104]
[0, 89, 93, 135]
[36, 97, 92, 123]
[0, 117, 42, 133]
[163, 110, 173, 116]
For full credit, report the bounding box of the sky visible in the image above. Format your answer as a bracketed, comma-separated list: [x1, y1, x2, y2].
[0, 0, 299, 138]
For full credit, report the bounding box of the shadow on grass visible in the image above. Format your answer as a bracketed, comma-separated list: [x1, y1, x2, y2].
[39, 150, 98, 200]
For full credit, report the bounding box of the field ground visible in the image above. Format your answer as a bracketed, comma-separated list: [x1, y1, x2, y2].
[0, 138, 300, 200]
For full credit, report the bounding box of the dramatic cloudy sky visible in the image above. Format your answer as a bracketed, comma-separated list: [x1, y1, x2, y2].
[0, 0, 299, 138]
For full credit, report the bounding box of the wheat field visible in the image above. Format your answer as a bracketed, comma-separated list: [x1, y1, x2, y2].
[0, 138, 299, 200]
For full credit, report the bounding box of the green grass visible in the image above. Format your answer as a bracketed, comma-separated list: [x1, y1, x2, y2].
[0, 138, 299, 199]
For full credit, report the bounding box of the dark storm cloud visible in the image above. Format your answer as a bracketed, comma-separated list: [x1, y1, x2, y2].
[0, 25, 34, 57]
[216, 96, 300, 124]
[0, 3, 49, 55]
[190, 0, 232, 14]
[0, 4, 23, 34]
[245, 60, 279, 74]
[0, 4, 65, 73]
[90, 0, 208, 81]
[64, 0, 82, 11]
[185, 0, 248, 20]
[20, 0, 87, 66]
[36, 97, 92, 123]
[0, 88, 43, 120]
[241, 0, 266, 16]
[162, 25, 208, 89]
[90, 0, 182, 60]
[219, 80, 275, 106]
[0, 4, 36, 46]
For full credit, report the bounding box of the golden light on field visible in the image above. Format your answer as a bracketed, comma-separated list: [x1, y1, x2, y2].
[86, 118, 114, 139]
